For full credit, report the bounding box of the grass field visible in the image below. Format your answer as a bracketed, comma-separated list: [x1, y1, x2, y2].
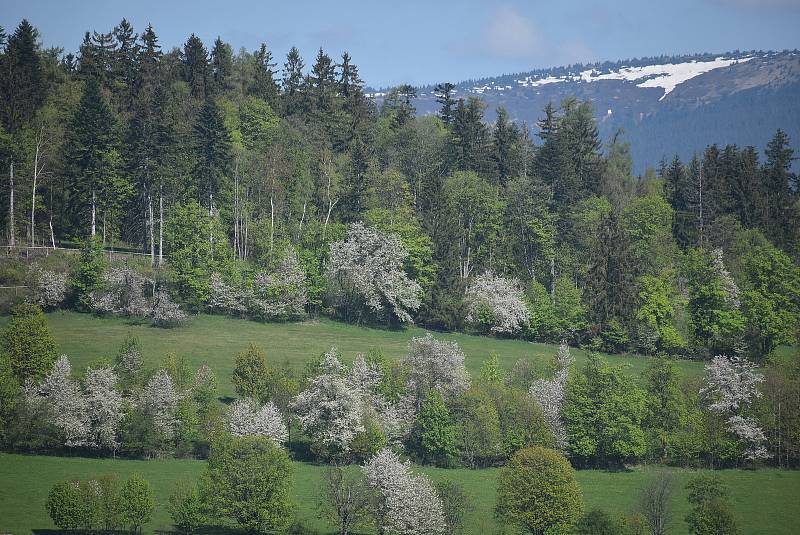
[1, 453, 798, 535]
[0, 311, 706, 397]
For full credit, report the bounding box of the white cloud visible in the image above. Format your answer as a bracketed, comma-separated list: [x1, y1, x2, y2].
[483, 6, 543, 59]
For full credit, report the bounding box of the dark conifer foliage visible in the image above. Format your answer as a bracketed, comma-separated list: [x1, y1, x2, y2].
[0, 19, 44, 132]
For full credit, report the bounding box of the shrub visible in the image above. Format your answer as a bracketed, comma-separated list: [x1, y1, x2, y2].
[46, 480, 85, 531]
[28, 265, 69, 309]
[495, 447, 583, 535]
[168, 481, 204, 534]
[0, 302, 58, 382]
[120, 473, 154, 534]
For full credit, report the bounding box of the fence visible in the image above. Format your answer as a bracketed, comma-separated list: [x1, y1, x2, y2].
[1, 245, 166, 265]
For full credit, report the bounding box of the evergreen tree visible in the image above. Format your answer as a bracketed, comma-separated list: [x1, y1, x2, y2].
[182, 34, 209, 99]
[250, 43, 280, 111]
[434, 82, 456, 126]
[62, 77, 128, 238]
[763, 130, 797, 249]
[282, 47, 305, 116]
[111, 19, 138, 102]
[0, 19, 44, 132]
[192, 98, 232, 208]
[209, 37, 233, 95]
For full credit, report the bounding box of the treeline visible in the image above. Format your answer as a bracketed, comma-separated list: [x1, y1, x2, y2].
[0, 19, 798, 361]
[2, 305, 798, 470]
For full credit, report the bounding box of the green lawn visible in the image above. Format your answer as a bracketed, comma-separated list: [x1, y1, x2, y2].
[1, 453, 798, 535]
[0, 311, 705, 397]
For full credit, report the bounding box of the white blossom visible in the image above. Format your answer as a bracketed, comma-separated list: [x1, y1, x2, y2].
[465, 271, 530, 334]
[711, 249, 741, 308]
[702, 355, 763, 413]
[362, 449, 446, 535]
[92, 265, 153, 317]
[727, 415, 769, 461]
[402, 333, 470, 410]
[291, 348, 364, 452]
[702, 355, 768, 461]
[83, 367, 124, 451]
[529, 341, 573, 450]
[140, 369, 181, 439]
[327, 223, 422, 323]
[28, 265, 68, 309]
[249, 248, 308, 320]
[228, 398, 288, 444]
[38, 355, 89, 447]
[209, 273, 250, 315]
[151, 290, 187, 327]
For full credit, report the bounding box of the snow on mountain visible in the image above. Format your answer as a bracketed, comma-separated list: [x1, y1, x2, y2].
[478, 56, 755, 100]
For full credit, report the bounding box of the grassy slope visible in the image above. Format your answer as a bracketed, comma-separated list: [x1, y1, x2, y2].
[1, 453, 798, 535]
[0, 311, 705, 397]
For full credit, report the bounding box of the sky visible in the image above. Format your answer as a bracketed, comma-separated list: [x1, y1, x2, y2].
[3, 0, 800, 88]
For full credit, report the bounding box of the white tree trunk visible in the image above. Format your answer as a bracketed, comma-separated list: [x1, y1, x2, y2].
[298, 201, 306, 241]
[8, 161, 15, 247]
[158, 185, 163, 267]
[91, 189, 96, 238]
[270, 194, 275, 254]
[49, 215, 55, 249]
[148, 193, 155, 267]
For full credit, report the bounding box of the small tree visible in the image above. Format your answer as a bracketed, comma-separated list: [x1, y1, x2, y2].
[465, 271, 530, 335]
[435, 479, 470, 535]
[46, 480, 85, 531]
[200, 435, 293, 533]
[232, 343, 269, 400]
[414, 389, 457, 465]
[120, 473, 154, 534]
[72, 236, 107, 311]
[685, 475, 739, 535]
[319, 464, 370, 535]
[637, 470, 674, 535]
[495, 446, 583, 535]
[1, 302, 58, 383]
[168, 481, 205, 535]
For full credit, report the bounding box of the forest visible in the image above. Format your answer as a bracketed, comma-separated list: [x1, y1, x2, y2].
[0, 16, 799, 535]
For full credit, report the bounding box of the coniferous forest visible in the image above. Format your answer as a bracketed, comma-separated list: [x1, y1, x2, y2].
[1, 16, 799, 535]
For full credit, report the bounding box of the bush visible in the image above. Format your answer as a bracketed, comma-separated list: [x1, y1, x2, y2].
[0, 302, 58, 383]
[495, 447, 583, 534]
[168, 481, 204, 534]
[120, 473, 154, 534]
[46, 480, 85, 531]
[28, 265, 69, 309]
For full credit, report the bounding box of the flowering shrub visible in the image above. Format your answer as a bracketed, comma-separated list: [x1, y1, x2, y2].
[465, 271, 530, 335]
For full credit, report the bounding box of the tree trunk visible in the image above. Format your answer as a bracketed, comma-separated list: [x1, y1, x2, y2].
[298, 201, 306, 241]
[49, 214, 55, 249]
[8, 160, 15, 247]
[270, 194, 275, 255]
[158, 185, 163, 267]
[148, 193, 155, 267]
[91, 189, 96, 237]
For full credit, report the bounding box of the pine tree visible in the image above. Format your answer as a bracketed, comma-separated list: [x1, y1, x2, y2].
[309, 47, 337, 116]
[492, 107, 523, 188]
[282, 47, 305, 116]
[0, 19, 44, 132]
[763, 129, 796, 249]
[111, 19, 138, 102]
[192, 98, 231, 209]
[434, 82, 456, 126]
[182, 34, 209, 99]
[250, 43, 280, 111]
[209, 37, 233, 95]
[62, 78, 128, 238]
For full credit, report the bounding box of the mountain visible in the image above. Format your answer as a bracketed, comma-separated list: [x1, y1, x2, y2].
[369, 50, 800, 173]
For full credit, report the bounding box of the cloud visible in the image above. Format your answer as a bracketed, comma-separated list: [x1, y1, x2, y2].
[483, 6, 544, 59]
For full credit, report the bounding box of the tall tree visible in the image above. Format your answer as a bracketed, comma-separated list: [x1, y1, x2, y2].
[181, 34, 209, 99]
[192, 98, 232, 209]
[282, 47, 305, 116]
[209, 37, 233, 95]
[250, 43, 280, 110]
[0, 19, 44, 132]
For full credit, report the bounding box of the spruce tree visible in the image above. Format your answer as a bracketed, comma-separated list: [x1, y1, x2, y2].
[182, 34, 209, 99]
[209, 37, 233, 95]
[434, 82, 456, 126]
[192, 97, 231, 209]
[250, 43, 280, 111]
[0, 19, 44, 132]
[282, 47, 305, 116]
[763, 129, 796, 248]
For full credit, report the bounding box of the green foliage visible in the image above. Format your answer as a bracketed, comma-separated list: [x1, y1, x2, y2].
[553, 276, 589, 343]
[415, 389, 458, 465]
[166, 200, 231, 309]
[168, 481, 205, 534]
[575, 509, 628, 535]
[200, 435, 293, 533]
[685, 475, 740, 535]
[0, 302, 58, 383]
[72, 236, 107, 311]
[478, 353, 504, 384]
[46, 480, 86, 531]
[635, 272, 687, 354]
[232, 343, 269, 401]
[451, 388, 502, 468]
[435, 478, 471, 535]
[120, 473, 155, 533]
[564, 354, 648, 465]
[349, 416, 387, 463]
[495, 446, 583, 535]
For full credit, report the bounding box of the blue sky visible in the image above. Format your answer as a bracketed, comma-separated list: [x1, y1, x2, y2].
[3, 0, 799, 87]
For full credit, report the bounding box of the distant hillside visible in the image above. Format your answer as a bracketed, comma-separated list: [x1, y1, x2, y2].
[369, 50, 800, 173]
